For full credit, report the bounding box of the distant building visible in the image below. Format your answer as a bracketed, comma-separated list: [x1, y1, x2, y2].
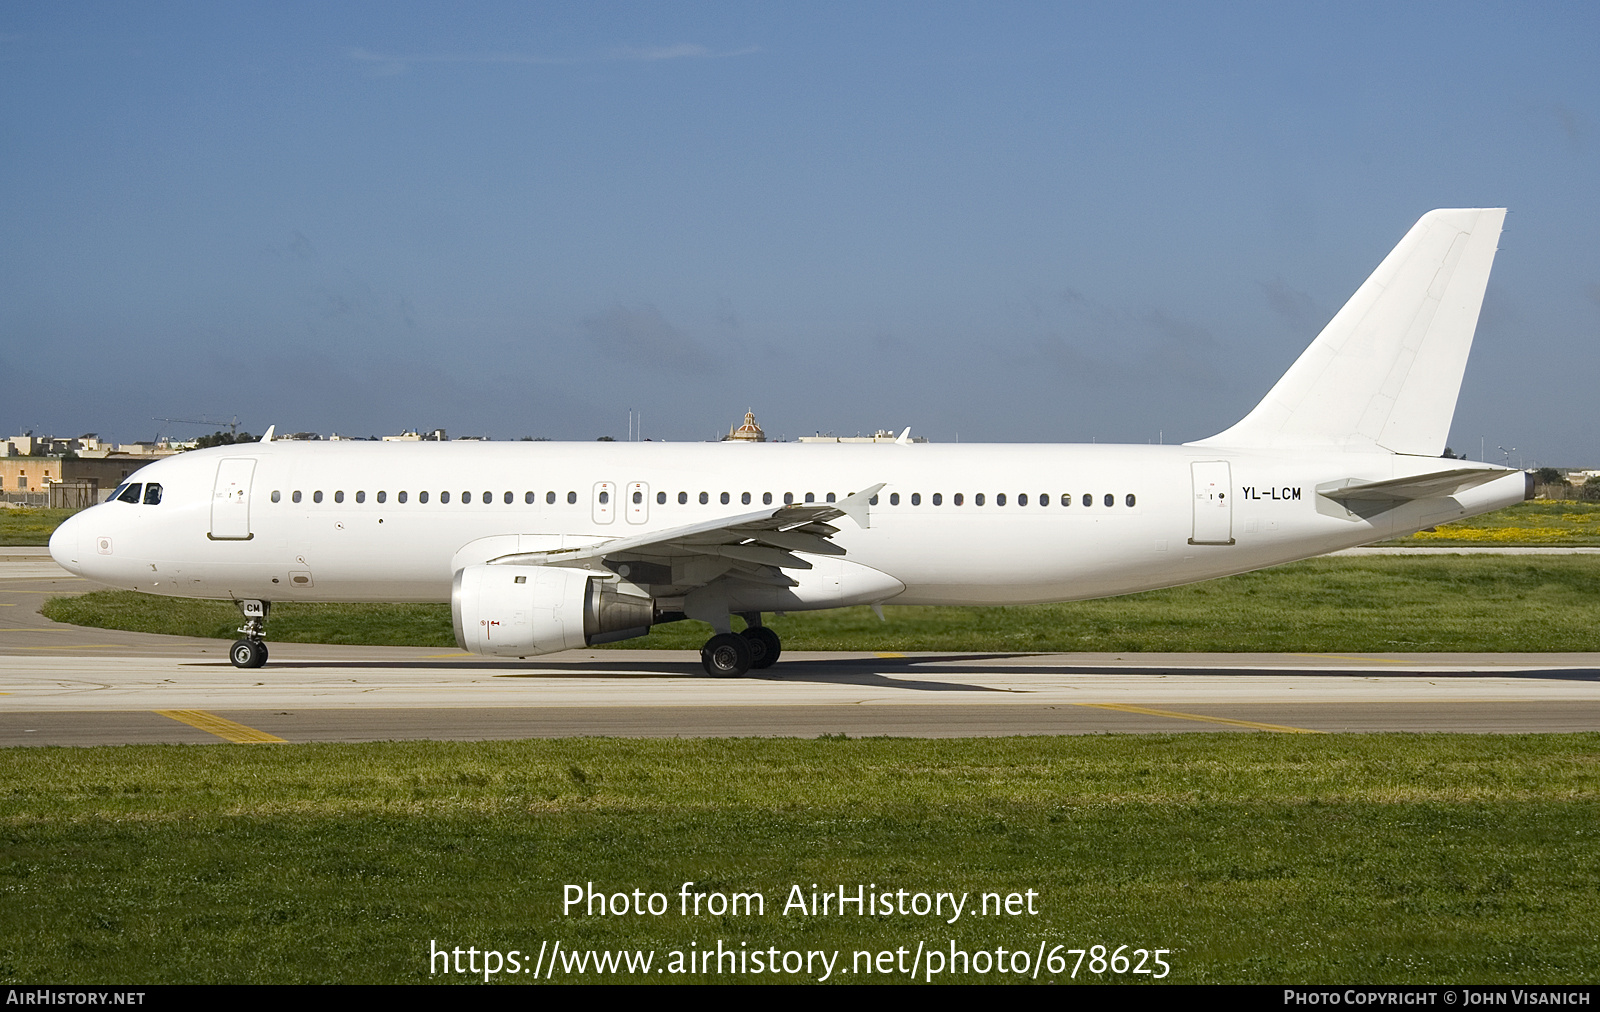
[723, 411, 767, 442]
[1, 453, 166, 504]
[383, 428, 447, 442]
[799, 429, 928, 444]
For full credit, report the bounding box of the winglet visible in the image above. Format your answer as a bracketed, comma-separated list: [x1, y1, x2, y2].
[261, 425, 275, 443]
[895, 427, 912, 445]
[837, 483, 886, 529]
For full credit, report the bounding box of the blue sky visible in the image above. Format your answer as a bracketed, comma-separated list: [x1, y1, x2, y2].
[3, 2, 1596, 465]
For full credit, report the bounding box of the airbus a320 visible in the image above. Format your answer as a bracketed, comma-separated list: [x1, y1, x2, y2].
[50, 209, 1528, 676]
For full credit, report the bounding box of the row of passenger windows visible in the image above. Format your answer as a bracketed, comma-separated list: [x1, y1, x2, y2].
[272, 489, 582, 505]
[108, 482, 163, 505]
[878, 491, 1136, 507]
[267, 488, 1137, 508]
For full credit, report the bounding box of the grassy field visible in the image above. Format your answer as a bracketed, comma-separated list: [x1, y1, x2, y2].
[1378, 500, 1600, 546]
[0, 507, 78, 546]
[1, 734, 1596, 984]
[42, 554, 1600, 652]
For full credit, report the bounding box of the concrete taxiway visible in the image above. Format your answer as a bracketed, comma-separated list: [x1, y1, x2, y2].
[5, 546, 1600, 745]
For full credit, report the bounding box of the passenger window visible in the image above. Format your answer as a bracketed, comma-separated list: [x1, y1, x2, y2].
[334, 491, 345, 503]
[356, 491, 366, 504]
[377, 491, 387, 504]
[720, 492, 730, 505]
[1083, 493, 1092, 507]
[699, 492, 708, 505]
[441, 492, 450, 504]
[462, 491, 471, 504]
[784, 493, 794, 505]
[117, 484, 142, 503]
[954, 493, 963, 506]
[1126, 493, 1137, 507]
[292, 490, 302, 504]
[890, 493, 900, 505]
[975, 493, 985, 506]
[599, 491, 610, 504]
[314, 491, 324, 503]
[932, 493, 942, 505]
[1018, 493, 1028, 506]
[997, 493, 1007, 506]
[741, 492, 751, 505]
[419, 491, 429, 504]
[869, 494, 878, 505]
[525, 492, 534, 504]
[1104, 493, 1114, 507]
[1039, 493, 1048, 506]
[505, 491, 514, 504]
[271, 490, 281, 503]
[547, 491, 556, 504]
[567, 491, 577, 504]
[911, 493, 921, 505]
[678, 492, 688, 505]
[1061, 493, 1070, 506]
[634, 491, 643, 504]
[398, 491, 408, 503]
[805, 493, 814, 503]
[763, 492, 772, 505]
[143, 483, 162, 505]
[657, 491, 666, 505]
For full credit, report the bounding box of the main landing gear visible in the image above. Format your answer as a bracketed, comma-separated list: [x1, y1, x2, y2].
[230, 599, 270, 669]
[700, 614, 782, 677]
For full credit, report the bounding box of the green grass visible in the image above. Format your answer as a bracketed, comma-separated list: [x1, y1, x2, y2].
[43, 555, 1600, 652]
[1, 734, 1596, 983]
[1378, 499, 1600, 546]
[0, 507, 78, 546]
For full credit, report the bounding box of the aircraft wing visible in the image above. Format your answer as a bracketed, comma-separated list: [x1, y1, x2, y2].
[1317, 467, 1515, 504]
[488, 484, 885, 586]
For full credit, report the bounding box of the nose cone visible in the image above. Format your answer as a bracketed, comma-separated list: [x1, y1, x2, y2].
[49, 510, 87, 576]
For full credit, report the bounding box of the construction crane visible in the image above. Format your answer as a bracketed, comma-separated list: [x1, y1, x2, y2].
[153, 416, 239, 442]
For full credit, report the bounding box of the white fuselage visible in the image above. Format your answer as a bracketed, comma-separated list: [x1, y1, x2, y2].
[49, 439, 1526, 609]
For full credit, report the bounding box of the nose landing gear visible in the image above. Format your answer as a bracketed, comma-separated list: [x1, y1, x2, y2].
[230, 599, 270, 669]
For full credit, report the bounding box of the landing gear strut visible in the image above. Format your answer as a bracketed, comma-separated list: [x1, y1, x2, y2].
[700, 615, 782, 677]
[230, 599, 270, 669]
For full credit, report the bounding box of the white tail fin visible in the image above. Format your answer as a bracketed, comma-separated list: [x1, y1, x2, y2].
[1192, 208, 1505, 455]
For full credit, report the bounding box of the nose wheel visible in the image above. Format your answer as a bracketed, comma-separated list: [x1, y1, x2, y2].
[230, 639, 268, 668]
[230, 599, 271, 669]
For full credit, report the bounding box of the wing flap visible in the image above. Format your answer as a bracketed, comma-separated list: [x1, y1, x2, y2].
[486, 484, 881, 574]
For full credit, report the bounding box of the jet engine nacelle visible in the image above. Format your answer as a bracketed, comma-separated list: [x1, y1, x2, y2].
[452, 564, 653, 657]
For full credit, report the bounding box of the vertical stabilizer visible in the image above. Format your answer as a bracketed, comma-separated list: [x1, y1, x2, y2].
[1192, 208, 1505, 455]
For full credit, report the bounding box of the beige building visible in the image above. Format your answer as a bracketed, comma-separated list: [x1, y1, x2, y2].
[1, 454, 165, 502]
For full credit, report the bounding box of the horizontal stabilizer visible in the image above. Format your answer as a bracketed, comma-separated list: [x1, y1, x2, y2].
[1316, 466, 1514, 504]
[1193, 208, 1506, 455]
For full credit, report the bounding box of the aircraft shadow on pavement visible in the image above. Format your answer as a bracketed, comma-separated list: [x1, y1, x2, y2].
[190, 652, 1600, 687]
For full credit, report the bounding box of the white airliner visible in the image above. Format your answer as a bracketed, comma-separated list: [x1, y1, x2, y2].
[50, 209, 1528, 676]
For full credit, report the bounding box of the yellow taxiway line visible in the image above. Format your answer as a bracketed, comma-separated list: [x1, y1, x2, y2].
[155, 709, 286, 744]
[1077, 702, 1325, 734]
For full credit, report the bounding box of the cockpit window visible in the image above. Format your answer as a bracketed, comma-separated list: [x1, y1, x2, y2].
[116, 483, 142, 504]
[142, 483, 162, 505]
